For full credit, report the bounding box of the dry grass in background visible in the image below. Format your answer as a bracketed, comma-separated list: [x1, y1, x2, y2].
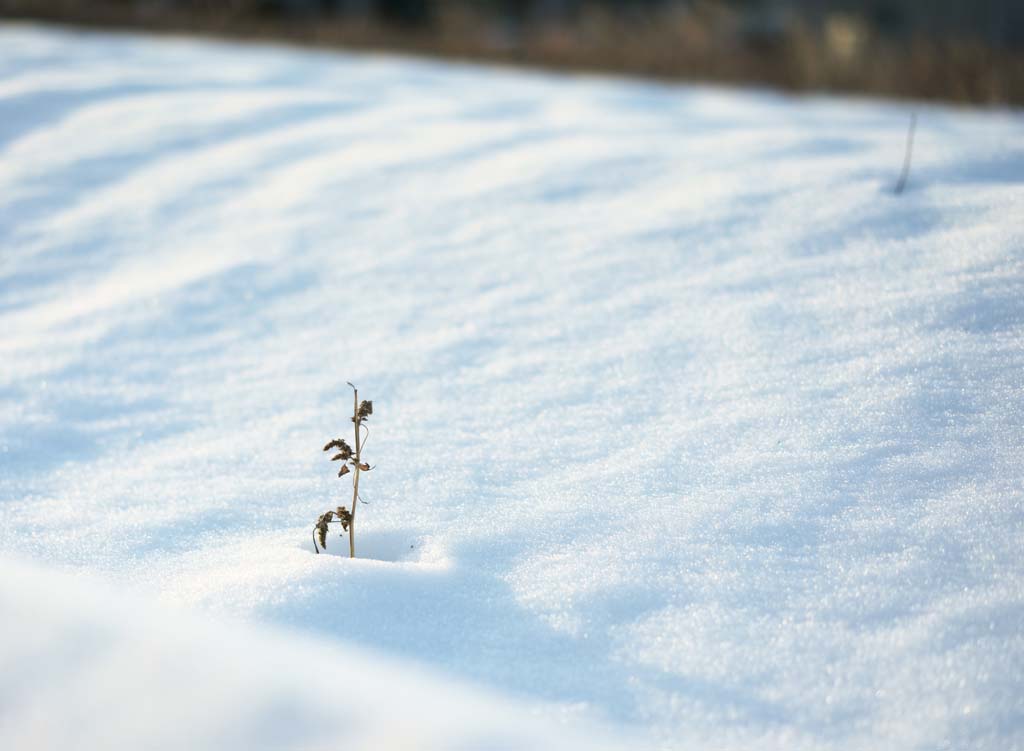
[2, 0, 1022, 104]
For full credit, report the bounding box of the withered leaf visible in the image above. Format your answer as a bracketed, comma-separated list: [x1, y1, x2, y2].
[326, 439, 353, 461]
[338, 464, 351, 477]
[315, 510, 335, 550]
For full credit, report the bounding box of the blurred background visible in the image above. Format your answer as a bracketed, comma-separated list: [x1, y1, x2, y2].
[2, 1, 1022, 104]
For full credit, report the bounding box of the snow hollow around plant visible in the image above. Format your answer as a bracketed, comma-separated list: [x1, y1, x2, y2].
[1, 22, 1023, 751]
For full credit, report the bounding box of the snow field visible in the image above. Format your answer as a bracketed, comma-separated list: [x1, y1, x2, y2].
[1, 22, 1023, 749]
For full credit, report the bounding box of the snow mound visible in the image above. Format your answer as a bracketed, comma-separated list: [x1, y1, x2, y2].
[0, 555, 612, 750]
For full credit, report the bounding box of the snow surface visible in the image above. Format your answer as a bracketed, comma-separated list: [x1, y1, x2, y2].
[0, 559, 615, 751]
[1, 22, 1023, 750]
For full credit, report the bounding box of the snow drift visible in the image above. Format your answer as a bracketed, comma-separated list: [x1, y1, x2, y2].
[0, 22, 1022, 750]
[0, 555, 606, 750]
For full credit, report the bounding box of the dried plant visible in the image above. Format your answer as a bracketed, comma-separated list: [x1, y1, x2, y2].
[894, 112, 918, 195]
[312, 383, 373, 557]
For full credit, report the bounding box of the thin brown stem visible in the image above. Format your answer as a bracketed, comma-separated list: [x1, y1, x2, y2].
[894, 112, 917, 195]
[349, 385, 361, 558]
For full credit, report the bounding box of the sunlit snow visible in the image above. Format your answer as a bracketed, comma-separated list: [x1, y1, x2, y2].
[1, 23, 1022, 750]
